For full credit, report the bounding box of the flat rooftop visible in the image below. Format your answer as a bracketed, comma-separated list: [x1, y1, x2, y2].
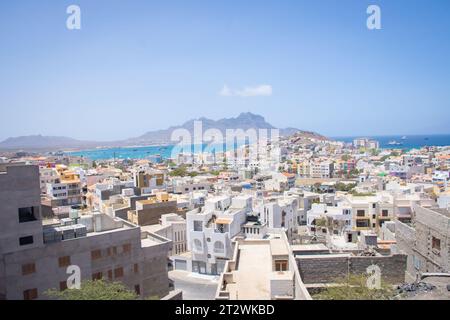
[223, 237, 291, 300]
[429, 207, 450, 218]
[226, 242, 273, 300]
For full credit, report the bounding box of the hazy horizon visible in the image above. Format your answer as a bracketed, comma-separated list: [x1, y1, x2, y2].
[1, 0, 450, 141]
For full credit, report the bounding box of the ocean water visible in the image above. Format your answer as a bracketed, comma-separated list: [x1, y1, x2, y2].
[68, 142, 242, 161]
[334, 134, 450, 149]
[68, 134, 450, 161]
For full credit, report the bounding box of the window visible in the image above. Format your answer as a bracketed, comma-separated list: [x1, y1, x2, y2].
[213, 241, 225, 254]
[22, 263, 36, 275]
[114, 267, 124, 278]
[58, 256, 71, 268]
[18, 207, 37, 223]
[23, 288, 38, 300]
[356, 220, 370, 228]
[59, 281, 68, 291]
[107, 270, 113, 280]
[193, 239, 203, 252]
[92, 272, 102, 280]
[19, 236, 34, 246]
[134, 263, 139, 274]
[356, 210, 365, 217]
[432, 237, 441, 251]
[91, 249, 102, 260]
[275, 260, 288, 272]
[123, 243, 131, 254]
[193, 220, 203, 232]
[372, 203, 376, 209]
[382, 209, 389, 217]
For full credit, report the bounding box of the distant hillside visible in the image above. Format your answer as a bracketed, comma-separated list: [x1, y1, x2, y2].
[0, 113, 328, 150]
[126, 112, 327, 144]
[0, 135, 98, 150]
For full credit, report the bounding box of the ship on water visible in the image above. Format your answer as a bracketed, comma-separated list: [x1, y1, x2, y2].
[388, 140, 403, 146]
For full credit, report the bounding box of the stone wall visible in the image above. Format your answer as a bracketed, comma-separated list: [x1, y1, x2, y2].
[297, 253, 407, 285]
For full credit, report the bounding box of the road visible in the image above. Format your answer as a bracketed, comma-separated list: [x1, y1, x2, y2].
[169, 270, 219, 300]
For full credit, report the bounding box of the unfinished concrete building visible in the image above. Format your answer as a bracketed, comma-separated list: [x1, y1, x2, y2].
[0, 164, 172, 300]
[127, 193, 179, 226]
[395, 204, 450, 281]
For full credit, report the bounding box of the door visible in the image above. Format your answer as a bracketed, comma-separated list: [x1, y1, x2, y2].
[175, 259, 187, 271]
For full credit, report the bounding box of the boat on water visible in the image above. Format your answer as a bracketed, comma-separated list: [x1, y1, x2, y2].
[401, 136, 407, 140]
[388, 140, 403, 146]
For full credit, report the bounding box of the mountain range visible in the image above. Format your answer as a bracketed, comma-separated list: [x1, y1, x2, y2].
[0, 113, 327, 151]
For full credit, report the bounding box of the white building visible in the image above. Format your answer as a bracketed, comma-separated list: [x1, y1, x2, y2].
[184, 195, 252, 274]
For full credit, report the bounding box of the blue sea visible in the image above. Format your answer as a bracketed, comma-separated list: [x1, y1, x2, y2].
[68, 134, 450, 161]
[334, 134, 450, 149]
[68, 142, 243, 161]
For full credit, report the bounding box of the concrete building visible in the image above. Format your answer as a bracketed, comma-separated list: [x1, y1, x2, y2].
[353, 138, 379, 150]
[395, 205, 450, 281]
[142, 213, 187, 256]
[310, 161, 334, 179]
[264, 172, 296, 192]
[215, 231, 312, 300]
[339, 194, 395, 233]
[171, 176, 213, 194]
[127, 192, 179, 226]
[0, 164, 172, 300]
[133, 169, 165, 193]
[39, 167, 59, 195]
[44, 169, 83, 207]
[184, 195, 251, 275]
[256, 196, 298, 241]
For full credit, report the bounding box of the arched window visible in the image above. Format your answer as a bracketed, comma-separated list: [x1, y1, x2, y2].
[193, 239, 203, 252]
[213, 241, 225, 253]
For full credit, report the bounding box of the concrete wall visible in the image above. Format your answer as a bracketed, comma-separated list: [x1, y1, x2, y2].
[394, 220, 417, 281]
[296, 253, 407, 285]
[0, 165, 43, 255]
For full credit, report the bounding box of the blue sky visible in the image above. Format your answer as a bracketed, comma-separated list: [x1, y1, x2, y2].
[1, 0, 449, 141]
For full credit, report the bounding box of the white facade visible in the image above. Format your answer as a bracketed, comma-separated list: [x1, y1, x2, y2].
[186, 195, 251, 274]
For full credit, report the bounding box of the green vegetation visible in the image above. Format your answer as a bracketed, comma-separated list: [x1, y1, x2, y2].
[169, 165, 188, 177]
[314, 218, 327, 228]
[209, 170, 221, 176]
[341, 154, 351, 161]
[166, 160, 176, 168]
[335, 182, 357, 192]
[313, 274, 395, 300]
[350, 190, 375, 197]
[45, 280, 138, 300]
[187, 171, 199, 177]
